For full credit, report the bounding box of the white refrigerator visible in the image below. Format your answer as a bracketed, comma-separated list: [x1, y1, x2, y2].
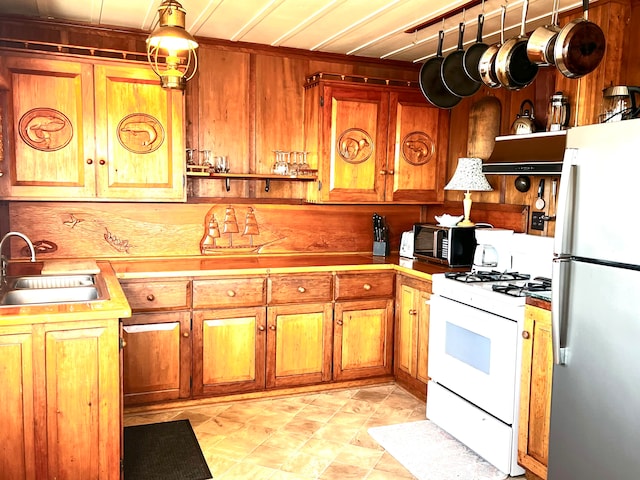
[549, 118, 640, 479]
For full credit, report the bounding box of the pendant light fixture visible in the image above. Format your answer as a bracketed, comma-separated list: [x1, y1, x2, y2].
[146, 0, 198, 90]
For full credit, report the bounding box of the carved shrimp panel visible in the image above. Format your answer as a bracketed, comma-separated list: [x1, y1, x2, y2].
[402, 131, 435, 166]
[18, 108, 73, 151]
[337, 128, 373, 164]
[117, 113, 165, 154]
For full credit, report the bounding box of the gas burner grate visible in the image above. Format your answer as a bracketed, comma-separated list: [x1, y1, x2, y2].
[492, 278, 552, 297]
[445, 271, 531, 283]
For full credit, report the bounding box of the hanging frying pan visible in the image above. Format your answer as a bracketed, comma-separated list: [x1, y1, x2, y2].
[463, 14, 489, 83]
[495, 0, 538, 90]
[441, 22, 481, 97]
[419, 30, 462, 109]
[478, 5, 506, 89]
[554, 0, 606, 79]
[527, 0, 561, 65]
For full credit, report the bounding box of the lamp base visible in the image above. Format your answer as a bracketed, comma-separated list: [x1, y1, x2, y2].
[457, 219, 475, 227]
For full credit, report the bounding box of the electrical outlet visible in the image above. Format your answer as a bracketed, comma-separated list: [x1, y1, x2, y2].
[531, 212, 545, 231]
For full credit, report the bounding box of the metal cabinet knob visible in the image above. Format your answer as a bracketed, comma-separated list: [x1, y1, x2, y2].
[99, 159, 106, 165]
[297, 286, 306, 293]
[379, 170, 387, 175]
[182, 332, 189, 338]
[363, 283, 372, 291]
[387, 170, 394, 175]
[146, 294, 155, 302]
[269, 325, 276, 331]
[227, 290, 236, 297]
[522, 331, 531, 339]
[336, 320, 343, 326]
[409, 309, 417, 315]
[258, 325, 266, 332]
[87, 158, 93, 165]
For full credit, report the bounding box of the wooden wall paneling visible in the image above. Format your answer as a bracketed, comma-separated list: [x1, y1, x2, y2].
[623, 0, 640, 85]
[425, 201, 529, 232]
[194, 46, 251, 198]
[254, 54, 309, 199]
[7, 202, 422, 258]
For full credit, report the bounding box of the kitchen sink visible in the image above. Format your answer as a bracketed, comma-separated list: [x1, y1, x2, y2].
[0, 274, 106, 306]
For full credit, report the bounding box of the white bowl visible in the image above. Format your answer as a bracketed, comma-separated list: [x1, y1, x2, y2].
[434, 214, 463, 227]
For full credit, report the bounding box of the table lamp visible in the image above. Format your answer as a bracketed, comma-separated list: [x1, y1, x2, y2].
[444, 157, 493, 227]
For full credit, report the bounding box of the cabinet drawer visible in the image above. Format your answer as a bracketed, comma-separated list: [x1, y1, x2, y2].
[120, 280, 191, 311]
[193, 276, 267, 308]
[268, 273, 333, 305]
[335, 271, 395, 300]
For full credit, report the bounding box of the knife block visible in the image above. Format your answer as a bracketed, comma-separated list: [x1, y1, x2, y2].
[373, 241, 389, 257]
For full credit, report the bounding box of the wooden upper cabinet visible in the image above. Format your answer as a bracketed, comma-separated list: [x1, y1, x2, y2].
[304, 78, 448, 203]
[0, 55, 185, 201]
[1, 56, 97, 199]
[93, 64, 185, 201]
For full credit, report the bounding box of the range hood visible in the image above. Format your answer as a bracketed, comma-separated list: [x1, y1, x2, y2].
[482, 130, 567, 175]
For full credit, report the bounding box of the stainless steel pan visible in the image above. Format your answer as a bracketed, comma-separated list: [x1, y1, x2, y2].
[478, 5, 506, 89]
[527, 0, 561, 65]
[554, 0, 606, 78]
[495, 0, 538, 90]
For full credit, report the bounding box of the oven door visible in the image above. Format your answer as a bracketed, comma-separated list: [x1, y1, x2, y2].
[429, 294, 519, 424]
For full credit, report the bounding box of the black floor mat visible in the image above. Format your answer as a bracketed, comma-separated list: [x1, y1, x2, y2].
[124, 419, 212, 480]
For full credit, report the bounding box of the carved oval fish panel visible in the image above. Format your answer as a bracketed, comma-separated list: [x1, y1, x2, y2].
[117, 113, 165, 154]
[18, 108, 73, 151]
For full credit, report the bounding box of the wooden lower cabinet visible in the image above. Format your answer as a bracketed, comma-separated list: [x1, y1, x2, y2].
[193, 307, 267, 396]
[394, 275, 431, 400]
[333, 299, 394, 381]
[0, 319, 121, 480]
[0, 325, 36, 479]
[518, 304, 553, 480]
[122, 311, 192, 405]
[266, 303, 333, 389]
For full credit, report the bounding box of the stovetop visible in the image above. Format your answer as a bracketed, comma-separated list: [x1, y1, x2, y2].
[432, 271, 552, 321]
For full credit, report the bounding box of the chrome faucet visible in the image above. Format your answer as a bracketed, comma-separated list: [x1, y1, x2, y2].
[0, 232, 37, 284]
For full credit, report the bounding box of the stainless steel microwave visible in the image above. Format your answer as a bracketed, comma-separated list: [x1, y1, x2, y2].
[413, 223, 476, 267]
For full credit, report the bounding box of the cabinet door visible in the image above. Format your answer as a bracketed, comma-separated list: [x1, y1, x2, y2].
[0, 327, 36, 479]
[518, 305, 553, 480]
[122, 311, 191, 406]
[320, 85, 389, 202]
[386, 90, 448, 203]
[193, 307, 266, 396]
[394, 276, 431, 399]
[93, 64, 185, 201]
[42, 320, 120, 480]
[266, 303, 333, 388]
[333, 299, 394, 381]
[1, 56, 96, 199]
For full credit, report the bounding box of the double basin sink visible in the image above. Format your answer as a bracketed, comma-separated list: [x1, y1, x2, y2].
[0, 274, 105, 306]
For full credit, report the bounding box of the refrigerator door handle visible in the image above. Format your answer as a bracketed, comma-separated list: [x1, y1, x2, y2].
[552, 257, 569, 365]
[554, 149, 578, 257]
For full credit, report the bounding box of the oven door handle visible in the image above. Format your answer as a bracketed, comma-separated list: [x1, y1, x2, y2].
[552, 257, 569, 365]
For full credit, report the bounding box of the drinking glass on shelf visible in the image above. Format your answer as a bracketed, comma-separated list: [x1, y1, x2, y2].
[299, 151, 310, 174]
[215, 156, 230, 173]
[200, 150, 212, 168]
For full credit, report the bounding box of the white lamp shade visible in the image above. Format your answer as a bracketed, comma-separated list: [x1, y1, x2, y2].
[445, 157, 493, 192]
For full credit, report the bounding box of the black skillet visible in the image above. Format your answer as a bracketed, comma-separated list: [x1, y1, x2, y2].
[442, 22, 481, 97]
[463, 14, 489, 83]
[420, 30, 462, 109]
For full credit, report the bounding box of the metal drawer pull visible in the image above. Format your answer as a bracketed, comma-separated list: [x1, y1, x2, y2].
[227, 290, 236, 297]
[336, 320, 344, 326]
[297, 286, 306, 293]
[146, 294, 155, 302]
[363, 283, 372, 291]
[409, 309, 417, 315]
[522, 330, 530, 339]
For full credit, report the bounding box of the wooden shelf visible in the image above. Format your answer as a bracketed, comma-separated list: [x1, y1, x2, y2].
[186, 172, 318, 192]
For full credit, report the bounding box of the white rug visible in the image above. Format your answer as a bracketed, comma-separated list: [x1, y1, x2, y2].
[368, 420, 508, 480]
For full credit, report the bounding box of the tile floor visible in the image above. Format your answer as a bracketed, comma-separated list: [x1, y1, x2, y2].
[124, 383, 526, 480]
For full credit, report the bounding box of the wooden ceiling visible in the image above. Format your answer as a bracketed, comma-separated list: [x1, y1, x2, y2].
[0, 0, 585, 63]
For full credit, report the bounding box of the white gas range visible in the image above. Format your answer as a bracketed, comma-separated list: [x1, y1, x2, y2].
[427, 232, 553, 477]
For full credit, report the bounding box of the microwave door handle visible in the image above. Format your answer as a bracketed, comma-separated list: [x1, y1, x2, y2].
[433, 230, 439, 257]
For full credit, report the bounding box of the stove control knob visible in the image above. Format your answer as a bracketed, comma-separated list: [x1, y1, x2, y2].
[522, 331, 531, 339]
